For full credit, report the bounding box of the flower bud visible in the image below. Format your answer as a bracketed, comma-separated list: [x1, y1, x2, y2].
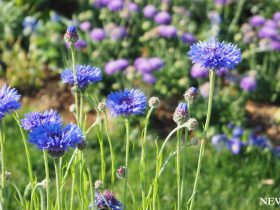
[97, 102, 106, 112]
[94, 180, 103, 190]
[69, 104, 76, 112]
[64, 26, 79, 44]
[187, 118, 198, 131]
[77, 140, 88, 150]
[184, 87, 199, 104]
[173, 103, 188, 125]
[116, 166, 126, 179]
[48, 149, 65, 158]
[148, 96, 160, 108]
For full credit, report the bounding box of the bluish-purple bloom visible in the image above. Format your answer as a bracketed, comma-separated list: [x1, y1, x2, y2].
[190, 64, 209, 78]
[232, 126, 243, 137]
[21, 109, 62, 131]
[0, 84, 21, 120]
[249, 15, 266, 27]
[128, 3, 139, 12]
[22, 16, 38, 33]
[248, 134, 269, 149]
[107, 0, 124, 11]
[188, 37, 242, 70]
[214, 0, 232, 6]
[273, 12, 280, 22]
[80, 21, 91, 31]
[158, 25, 177, 38]
[66, 39, 87, 49]
[105, 59, 129, 75]
[258, 27, 278, 39]
[154, 11, 172, 25]
[106, 89, 147, 117]
[110, 26, 127, 40]
[211, 134, 227, 152]
[143, 5, 157, 19]
[143, 74, 156, 84]
[29, 123, 84, 157]
[134, 57, 164, 74]
[181, 32, 197, 44]
[90, 28, 106, 41]
[240, 76, 257, 92]
[227, 138, 245, 155]
[173, 102, 188, 124]
[64, 25, 79, 43]
[61, 65, 102, 89]
[93, 190, 124, 210]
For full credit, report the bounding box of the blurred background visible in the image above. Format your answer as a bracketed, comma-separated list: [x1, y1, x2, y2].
[1, 0, 280, 209]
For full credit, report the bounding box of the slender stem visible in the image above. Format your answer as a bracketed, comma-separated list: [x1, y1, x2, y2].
[43, 151, 50, 210]
[39, 187, 45, 210]
[176, 129, 182, 210]
[54, 158, 62, 210]
[180, 128, 189, 206]
[0, 123, 5, 191]
[123, 118, 130, 209]
[13, 113, 34, 186]
[70, 165, 76, 210]
[104, 112, 116, 184]
[62, 148, 78, 182]
[87, 166, 94, 210]
[79, 93, 84, 128]
[189, 69, 215, 210]
[140, 108, 154, 206]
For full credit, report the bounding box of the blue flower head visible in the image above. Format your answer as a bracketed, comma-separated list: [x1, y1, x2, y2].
[64, 25, 79, 44]
[106, 89, 147, 117]
[0, 84, 21, 120]
[92, 190, 124, 210]
[248, 134, 269, 149]
[188, 37, 242, 70]
[61, 65, 102, 90]
[227, 137, 245, 155]
[211, 134, 227, 152]
[21, 109, 62, 131]
[173, 102, 188, 125]
[232, 126, 243, 137]
[29, 123, 84, 157]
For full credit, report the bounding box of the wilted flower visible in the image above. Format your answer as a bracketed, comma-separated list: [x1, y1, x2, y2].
[97, 102, 107, 112]
[187, 118, 198, 131]
[90, 28, 106, 41]
[61, 65, 102, 90]
[240, 76, 257, 92]
[64, 25, 79, 44]
[188, 37, 242, 70]
[143, 5, 157, 19]
[0, 84, 21, 120]
[148, 96, 160, 108]
[21, 109, 62, 131]
[106, 89, 147, 117]
[154, 11, 172, 25]
[184, 87, 199, 104]
[173, 102, 188, 125]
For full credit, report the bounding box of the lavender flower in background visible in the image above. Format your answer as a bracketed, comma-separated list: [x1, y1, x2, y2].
[134, 57, 164, 74]
[0, 84, 21, 120]
[232, 126, 243, 137]
[173, 102, 188, 125]
[216, 68, 228, 76]
[128, 2, 139, 13]
[199, 82, 210, 98]
[93, 190, 123, 210]
[227, 138, 245, 155]
[190, 64, 209, 79]
[80, 21, 91, 31]
[93, 0, 109, 8]
[61, 65, 102, 89]
[270, 40, 280, 51]
[249, 15, 266, 27]
[105, 59, 129, 75]
[110, 26, 127, 40]
[28, 123, 84, 157]
[264, 20, 278, 29]
[211, 134, 227, 152]
[22, 16, 38, 35]
[258, 27, 278, 39]
[158, 25, 177, 38]
[66, 39, 87, 50]
[154, 11, 172, 25]
[214, 0, 232, 6]
[50, 11, 61, 22]
[21, 109, 62, 131]
[143, 5, 157, 19]
[181, 32, 197, 44]
[273, 12, 280, 22]
[107, 0, 124, 12]
[248, 134, 269, 149]
[90, 28, 106, 41]
[240, 76, 257, 92]
[106, 89, 147, 117]
[143, 74, 156, 84]
[188, 37, 242, 70]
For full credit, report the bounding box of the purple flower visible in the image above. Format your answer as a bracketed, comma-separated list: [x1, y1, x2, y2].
[271, 40, 280, 51]
[93, 190, 124, 210]
[199, 82, 210, 98]
[79, 21, 91, 31]
[90, 28, 106, 41]
[143, 74, 156, 84]
[258, 27, 278, 39]
[248, 134, 269, 149]
[240, 76, 257, 92]
[143, 5, 157, 19]
[107, 0, 124, 11]
[134, 57, 164, 73]
[128, 3, 139, 12]
[211, 134, 227, 152]
[188, 37, 242, 70]
[66, 39, 87, 49]
[181, 32, 197, 44]
[227, 138, 245, 155]
[232, 126, 243, 137]
[264, 20, 278, 29]
[249, 15, 265, 27]
[105, 59, 129, 75]
[173, 102, 188, 124]
[0, 84, 21, 120]
[214, 0, 232, 6]
[64, 25, 79, 44]
[106, 89, 147, 117]
[190, 64, 209, 78]
[149, 57, 164, 70]
[22, 16, 38, 33]
[158, 25, 177, 38]
[216, 68, 228, 76]
[110, 26, 127, 40]
[273, 12, 280, 22]
[154, 11, 172, 25]
[93, 0, 109, 8]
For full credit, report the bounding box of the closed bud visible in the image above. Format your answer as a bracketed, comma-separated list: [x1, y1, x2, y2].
[187, 118, 198, 131]
[97, 102, 106, 112]
[64, 26, 79, 44]
[148, 96, 160, 108]
[77, 140, 88, 150]
[94, 180, 103, 190]
[69, 104, 76, 112]
[184, 87, 199, 104]
[173, 103, 188, 125]
[116, 166, 126, 179]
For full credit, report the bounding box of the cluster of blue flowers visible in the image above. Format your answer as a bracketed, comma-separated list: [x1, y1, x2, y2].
[21, 109, 84, 157]
[211, 124, 271, 155]
[91, 190, 123, 210]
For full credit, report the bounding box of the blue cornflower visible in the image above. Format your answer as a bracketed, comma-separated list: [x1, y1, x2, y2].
[0, 84, 21, 120]
[173, 102, 188, 125]
[29, 123, 84, 157]
[211, 134, 227, 152]
[21, 109, 62, 131]
[232, 126, 243, 137]
[187, 37, 242, 70]
[227, 137, 245, 155]
[248, 134, 269, 149]
[106, 89, 147, 117]
[92, 190, 124, 210]
[61, 65, 102, 90]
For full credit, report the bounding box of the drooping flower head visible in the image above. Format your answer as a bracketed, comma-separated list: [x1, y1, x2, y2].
[106, 89, 147, 117]
[64, 25, 79, 44]
[0, 84, 21, 120]
[92, 190, 124, 210]
[188, 37, 242, 70]
[61, 65, 102, 90]
[21, 109, 62, 131]
[29, 123, 84, 157]
[173, 102, 188, 125]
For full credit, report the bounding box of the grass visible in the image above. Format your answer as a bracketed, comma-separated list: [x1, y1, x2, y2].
[2, 111, 280, 209]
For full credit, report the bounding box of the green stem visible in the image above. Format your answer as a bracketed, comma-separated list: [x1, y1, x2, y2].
[176, 129, 182, 210]
[180, 128, 189, 206]
[43, 151, 50, 210]
[123, 118, 130, 209]
[79, 93, 84, 129]
[140, 108, 154, 206]
[189, 69, 215, 210]
[104, 112, 116, 184]
[54, 158, 62, 210]
[70, 166, 76, 210]
[0, 123, 4, 191]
